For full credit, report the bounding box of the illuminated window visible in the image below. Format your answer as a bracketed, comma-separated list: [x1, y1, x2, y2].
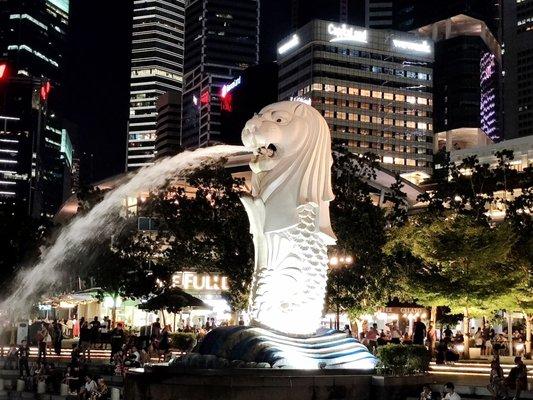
[406, 121, 416, 128]
[360, 142, 369, 148]
[406, 159, 416, 166]
[337, 112, 347, 119]
[394, 158, 405, 165]
[383, 144, 392, 151]
[418, 161, 427, 167]
[395, 94, 405, 101]
[361, 103, 370, 110]
[407, 96, 416, 104]
[360, 115, 370, 122]
[360, 129, 369, 135]
[394, 119, 404, 127]
[383, 131, 393, 138]
[418, 122, 427, 130]
[372, 116, 381, 124]
[337, 86, 347, 94]
[324, 110, 334, 118]
[312, 83, 322, 91]
[417, 148, 426, 154]
[360, 89, 371, 97]
[349, 87, 359, 95]
[348, 113, 357, 121]
[325, 84, 335, 92]
[384, 92, 393, 100]
[417, 97, 428, 105]
[372, 91, 382, 99]
[383, 156, 394, 164]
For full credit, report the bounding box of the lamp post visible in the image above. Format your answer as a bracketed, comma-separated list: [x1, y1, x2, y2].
[328, 254, 353, 331]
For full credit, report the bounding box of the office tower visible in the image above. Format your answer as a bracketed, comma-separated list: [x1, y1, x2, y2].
[394, 0, 502, 40]
[503, 0, 533, 139]
[220, 63, 278, 146]
[416, 15, 502, 149]
[155, 91, 182, 159]
[0, 0, 72, 218]
[365, 0, 394, 29]
[291, 0, 365, 29]
[126, 0, 185, 171]
[180, 0, 259, 148]
[277, 20, 434, 175]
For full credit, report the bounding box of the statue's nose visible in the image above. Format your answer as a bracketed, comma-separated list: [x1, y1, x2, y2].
[242, 118, 261, 147]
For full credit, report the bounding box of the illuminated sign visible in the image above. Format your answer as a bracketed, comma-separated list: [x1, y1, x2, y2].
[172, 271, 229, 292]
[0, 64, 7, 79]
[200, 90, 210, 105]
[221, 76, 241, 98]
[392, 39, 431, 53]
[38, 304, 52, 311]
[192, 94, 198, 106]
[278, 34, 300, 55]
[328, 23, 367, 43]
[289, 96, 312, 105]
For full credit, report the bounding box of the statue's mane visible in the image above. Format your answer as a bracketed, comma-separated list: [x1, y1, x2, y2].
[252, 102, 336, 242]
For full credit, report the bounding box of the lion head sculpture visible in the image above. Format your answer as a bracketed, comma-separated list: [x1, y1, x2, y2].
[241, 101, 336, 242]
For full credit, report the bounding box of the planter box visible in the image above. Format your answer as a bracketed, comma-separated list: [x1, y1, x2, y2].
[469, 348, 481, 359]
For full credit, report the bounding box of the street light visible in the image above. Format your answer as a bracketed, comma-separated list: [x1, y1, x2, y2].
[328, 252, 354, 331]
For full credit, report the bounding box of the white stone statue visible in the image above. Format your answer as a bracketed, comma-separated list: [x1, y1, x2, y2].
[241, 101, 336, 335]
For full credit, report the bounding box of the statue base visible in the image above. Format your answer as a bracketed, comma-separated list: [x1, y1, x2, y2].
[172, 326, 377, 370]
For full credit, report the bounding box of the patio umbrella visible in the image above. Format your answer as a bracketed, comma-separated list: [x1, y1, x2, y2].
[138, 287, 212, 315]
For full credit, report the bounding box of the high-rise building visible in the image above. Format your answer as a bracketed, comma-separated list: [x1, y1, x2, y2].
[277, 20, 434, 175]
[394, 0, 502, 40]
[503, 0, 533, 139]
[155, 91, 182, 160]
[126, 0, 185, 171]
[0, 0, 72, 218]
[291, 0, 365, 29]
[416, 15, 502, 147]
[180, 0, 259, 148]
[365, 0, 394, 29]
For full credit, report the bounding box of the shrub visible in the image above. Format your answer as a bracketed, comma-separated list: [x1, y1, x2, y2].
[169, 332, 197, 352]
[376, 344, 430, 376]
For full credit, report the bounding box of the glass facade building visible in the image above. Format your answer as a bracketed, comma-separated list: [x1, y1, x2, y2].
[416, 15, 502, 143]
[277, 20, 434, 174]
[503, 0, 533, 139]
[180, 0, 259, 149]
[126, 0, 185, 171]
[0, 0, 71, 218]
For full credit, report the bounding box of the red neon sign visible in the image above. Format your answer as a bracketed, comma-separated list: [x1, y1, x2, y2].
[40, 81, 51, 101]
[200, 90, 210, 105]
[221, 92, 233, 112]
[0, 64, 7, 80]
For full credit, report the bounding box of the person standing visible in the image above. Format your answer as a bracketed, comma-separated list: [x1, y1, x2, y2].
[37, 323, 48, 365]
[367, 323, 379, 354]
[79, 318, 92, 362]
[427, 322, 437, 357]
[17, 340, 30, 377]
[53, 319, 63, 355]
[390, 322, 402, 344]
[413, 317, 427, 345]
[110, 323, 125, 363]
[90, 317, 101, 349]
[151, 318, 161, 341]
[487, 355, 507, 400]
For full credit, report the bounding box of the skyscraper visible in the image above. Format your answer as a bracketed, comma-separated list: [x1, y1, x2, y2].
[126, 0, 185, 171]
[416, 15, 502, 147]
[277, 20, 434, 175]
[0, 0, 72, 218]
[365, 0, 394, 29]
[503, 0, 533, 139]
[291, 0, 364, 29]
[180, 0, 259, 148]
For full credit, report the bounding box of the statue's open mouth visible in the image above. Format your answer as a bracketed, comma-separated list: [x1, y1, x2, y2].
[257, 144, 277, 158]
[251, 143, 277, 164]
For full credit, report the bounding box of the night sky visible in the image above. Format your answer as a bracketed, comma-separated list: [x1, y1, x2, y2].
[64, 1, 291, 183]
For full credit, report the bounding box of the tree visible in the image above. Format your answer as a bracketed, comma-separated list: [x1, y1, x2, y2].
[326, 147, 399, 333]
[84, 160, 255, 314]
[385, 150, 532, 356]
[386, 213, 519, 356]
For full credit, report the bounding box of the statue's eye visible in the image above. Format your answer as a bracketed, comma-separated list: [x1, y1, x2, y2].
[276, 118, 282, 123]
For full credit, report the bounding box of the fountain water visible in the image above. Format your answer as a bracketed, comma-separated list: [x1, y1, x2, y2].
[0, 145, 248, 316]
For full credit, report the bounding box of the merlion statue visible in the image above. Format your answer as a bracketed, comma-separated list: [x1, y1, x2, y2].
[178, 101, 377, 369]
[240, 101, 336, 335]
